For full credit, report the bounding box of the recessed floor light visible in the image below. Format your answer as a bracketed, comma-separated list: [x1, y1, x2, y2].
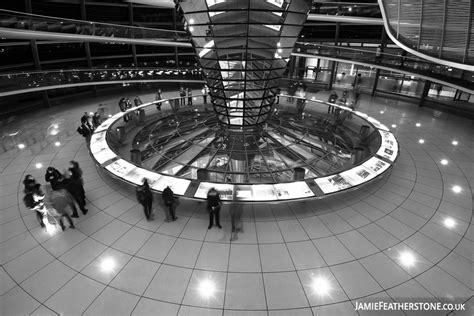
[415, 123, 421, 127]
[399, 251, 416, 268]
[452, 140, 458, 146]
[418, 139, 424, 144]
[380, 111, 384, 114]
[35, 163, 42, 169]
[100, 257, 116, 273]
[440, 159, 448, 165]
[54, 142, 61, 147]
[443, 217, 456, 229]
[312, 276, 331, 296]
[18, 143, 25, 149]
[198, 278, 216, 299]
[391, 124, 397, 128]
[452, 185, 462, 193]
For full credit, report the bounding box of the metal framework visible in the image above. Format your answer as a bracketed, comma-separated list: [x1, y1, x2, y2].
[178, 0, 311, 126]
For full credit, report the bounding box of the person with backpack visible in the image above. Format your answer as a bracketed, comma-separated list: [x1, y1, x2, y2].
[207, 188, 222, 229]
[162, 186, 177, 222]
[136, 178, 154, 221]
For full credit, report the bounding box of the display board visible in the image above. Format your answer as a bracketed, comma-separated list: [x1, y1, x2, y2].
[376, 130, 398, 162]
[89, 99, 399, 201]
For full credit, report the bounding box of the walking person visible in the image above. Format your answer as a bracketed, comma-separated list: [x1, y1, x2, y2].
[230, 203, 243, 241]
[162, 185, 177, 222]
[207, 187, 222, 229]
[46, 185, 75, 231]
[23, 175, 47, 229]
[136, 178, 154, 221]
[155, 89, 163, 111]
[187, 88, 193, 106]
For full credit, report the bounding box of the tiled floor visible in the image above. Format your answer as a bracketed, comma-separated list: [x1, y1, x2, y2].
[0, 90, 472, 316]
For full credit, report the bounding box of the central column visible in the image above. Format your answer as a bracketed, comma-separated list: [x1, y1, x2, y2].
[178, 0, 311, 126]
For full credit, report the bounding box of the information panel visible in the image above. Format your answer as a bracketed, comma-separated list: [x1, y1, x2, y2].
[274, 182, 314, 200]
[194, 182, 234, 200]
[376, 130, 398, 162]
[90, 131, 116, 164]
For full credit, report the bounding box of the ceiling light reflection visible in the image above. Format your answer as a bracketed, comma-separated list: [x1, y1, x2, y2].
[452, 140, 458, 146]
[440, 159, 448, 165]
[54, 142, 61, 147]
[35, 163, 43, 169]
[418, 139, 424, 144]
[415, 123, 421, 127]
[18, 143, 25, 149]
[391, 124, 396, 128]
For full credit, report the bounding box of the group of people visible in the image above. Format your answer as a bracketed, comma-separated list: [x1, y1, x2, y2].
[23, 161, 87, 231]
[77, 111, 102, 141]
[135, 179, 225, 231]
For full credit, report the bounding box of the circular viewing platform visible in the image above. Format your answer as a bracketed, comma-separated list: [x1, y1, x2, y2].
[89, 94, 399, 202]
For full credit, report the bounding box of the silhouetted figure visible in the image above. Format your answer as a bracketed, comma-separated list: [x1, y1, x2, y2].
[187, 88, 193, 106]
[162, 186, 177, 222]
[207, 188, 222, 229]
[155, 89, 163, 111]
[400, 50, 407, 67]
[23, 175, 47, 228]
[179, 87, 186, 107]
[134, 96, 143, 107]
[136, 178, 153, 221]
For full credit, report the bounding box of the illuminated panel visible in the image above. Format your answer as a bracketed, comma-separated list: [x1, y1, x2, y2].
[376, 130, 398, 162]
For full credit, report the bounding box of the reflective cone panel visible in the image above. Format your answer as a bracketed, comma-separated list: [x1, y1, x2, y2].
[178, 0, 311, 126]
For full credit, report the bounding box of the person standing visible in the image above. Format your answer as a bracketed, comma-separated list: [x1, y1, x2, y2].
[353, 73, 362, 108]
[187, 88, 193, 106]
[77, 118, 93, 142]
[136, 178, 153, 221]
[400, 50, 407, 67]
[23, 175, 47, 229]
[375, 45, 382, 63]
[162, 186, 177, 222]
[207, 187, 222, 229]
[179, 87, 186, 107]
[45, 167, 66, 191]
[201, 86, 208, 104]
[134, 95, 143, 107]
[155, 89, 163, 111]
[92, 112, 102, 129]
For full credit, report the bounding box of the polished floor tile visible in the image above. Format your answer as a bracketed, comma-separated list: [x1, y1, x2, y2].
[1, 92, 472, 315]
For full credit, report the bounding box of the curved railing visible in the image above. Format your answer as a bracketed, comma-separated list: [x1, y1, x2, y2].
[378, 0, 473, 71]
[0, 9, 192, 47]
[89, 94, 398, 201]
[0, 68, 205, 97]
[295, 42, 474, 94]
